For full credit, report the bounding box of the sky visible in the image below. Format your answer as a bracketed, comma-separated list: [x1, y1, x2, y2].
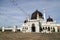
[0, 0, 60, 27]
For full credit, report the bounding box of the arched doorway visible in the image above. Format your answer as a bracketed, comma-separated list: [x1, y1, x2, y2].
[31, 24, 35, 32]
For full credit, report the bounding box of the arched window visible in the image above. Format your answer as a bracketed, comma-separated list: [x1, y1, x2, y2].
[48, 27, 50, 31]
[26, 27, 28, 30]
[23, 27, 24, 29]
[53, 27, 55, 32]
[45, 27, 47, 30]
[43, 27, 44, 30]
[51, 27, 52, 29]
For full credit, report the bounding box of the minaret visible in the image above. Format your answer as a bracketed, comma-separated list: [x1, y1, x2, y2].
[43, 8, 46, 21]
[26, 16, 29, 21]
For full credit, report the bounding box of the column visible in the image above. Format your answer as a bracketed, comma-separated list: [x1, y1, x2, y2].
[55, 27, 58, 32]
[2, 27, 4, 32]
[12, 26, 16, 32]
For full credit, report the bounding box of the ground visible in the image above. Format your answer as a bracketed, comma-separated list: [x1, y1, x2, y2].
[0, 32, 60, 40]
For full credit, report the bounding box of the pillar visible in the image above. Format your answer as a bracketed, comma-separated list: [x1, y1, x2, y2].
[2, 27, 4, 32]
[12, 26, 16, 32]
[55, 27, 58, 32]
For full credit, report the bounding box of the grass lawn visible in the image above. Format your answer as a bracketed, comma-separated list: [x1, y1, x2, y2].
[0, 32, 60, 40]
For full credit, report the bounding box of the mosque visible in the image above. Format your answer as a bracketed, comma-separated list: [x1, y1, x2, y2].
[20, 9, 59, 33]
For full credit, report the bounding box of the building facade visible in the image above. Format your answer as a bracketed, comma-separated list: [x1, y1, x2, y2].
[20, 9, 58, 33]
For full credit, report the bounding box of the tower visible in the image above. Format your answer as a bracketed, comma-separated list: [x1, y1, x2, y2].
[43, 8, 46, 21]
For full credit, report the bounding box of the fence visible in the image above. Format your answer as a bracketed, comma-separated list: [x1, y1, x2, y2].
[0, 26, 21, 32]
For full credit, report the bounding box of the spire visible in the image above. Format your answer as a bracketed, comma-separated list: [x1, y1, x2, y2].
[43, 8, 46, 21]
[26, 16, 29, 21]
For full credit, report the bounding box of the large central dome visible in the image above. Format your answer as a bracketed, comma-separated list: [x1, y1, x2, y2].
[31, 10, 43, 19]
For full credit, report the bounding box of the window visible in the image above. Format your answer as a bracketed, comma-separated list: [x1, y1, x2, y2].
[53, 27, 55, 32]
[48, 27, 50, 31]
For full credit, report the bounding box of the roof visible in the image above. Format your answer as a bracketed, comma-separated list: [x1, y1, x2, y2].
[24, 20, 28, 23]
[57, 26, 60, 28]
[31, 10, 44, 19]
[47, 16, 53, 22]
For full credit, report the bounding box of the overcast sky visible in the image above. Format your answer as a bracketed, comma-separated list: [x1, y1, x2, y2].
[0, 0, 60, 26]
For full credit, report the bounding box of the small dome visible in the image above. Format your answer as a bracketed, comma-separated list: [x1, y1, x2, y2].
[47, 16, 53, 22]
[31, 10, 43, 19]
[24, 20, 28, 23]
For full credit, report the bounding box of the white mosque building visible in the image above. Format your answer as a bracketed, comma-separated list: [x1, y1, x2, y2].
[20, 9, 58, 33]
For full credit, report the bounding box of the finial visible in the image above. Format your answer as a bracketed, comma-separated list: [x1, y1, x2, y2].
[43, 8, 46, 13]
[48, 15, 51, 18]
[35, 8, 38, 11]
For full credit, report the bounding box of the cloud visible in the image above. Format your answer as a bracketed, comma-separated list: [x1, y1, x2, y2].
[0, 0, 60, 26]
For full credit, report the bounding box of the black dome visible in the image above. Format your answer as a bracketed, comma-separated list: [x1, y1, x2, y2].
[47, 16, 53, 22]
[31, 10, 43, 19]
[24, 20, 28, 23]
